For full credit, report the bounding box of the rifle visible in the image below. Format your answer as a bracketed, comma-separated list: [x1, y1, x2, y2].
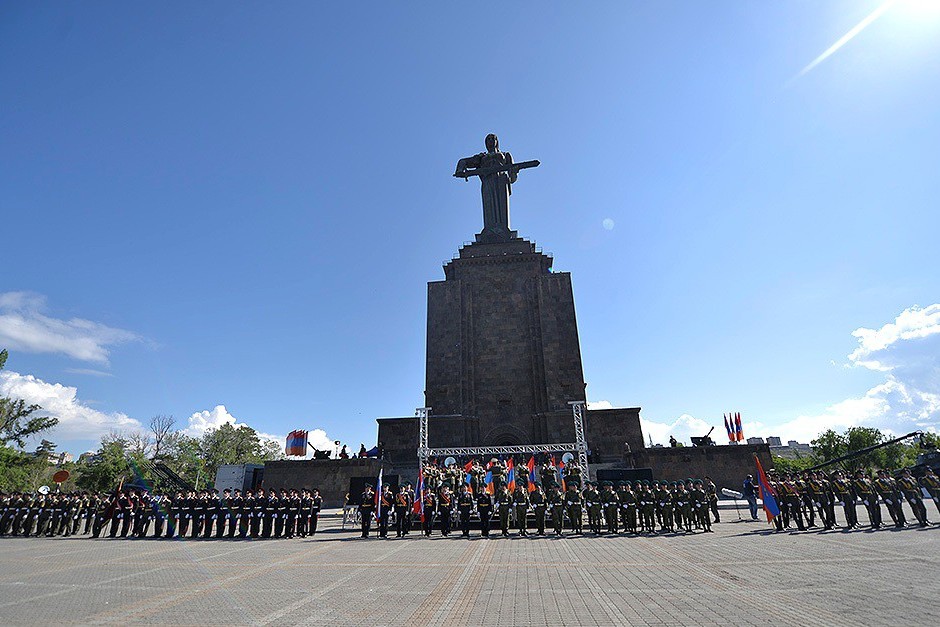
[454, 159, 540, 180]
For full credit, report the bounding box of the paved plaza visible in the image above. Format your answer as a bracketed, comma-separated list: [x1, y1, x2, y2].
[0, 505, 937, 626]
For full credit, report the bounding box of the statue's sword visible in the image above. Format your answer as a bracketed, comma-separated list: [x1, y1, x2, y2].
[453, 159, 540, 180]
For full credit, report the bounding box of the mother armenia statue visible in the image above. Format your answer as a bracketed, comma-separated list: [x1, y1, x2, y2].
[454, 134, 539, 241]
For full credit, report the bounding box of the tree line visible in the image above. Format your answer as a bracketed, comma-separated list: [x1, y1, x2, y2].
[0, 349, 283, 493]
[771, 426, 938, 474]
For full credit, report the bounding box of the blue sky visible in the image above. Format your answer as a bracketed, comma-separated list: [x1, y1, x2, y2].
[2, 1, 939, 454]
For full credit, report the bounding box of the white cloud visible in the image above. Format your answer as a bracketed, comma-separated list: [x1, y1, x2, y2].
[641, 413, 713, 446]
[182, 405, 337, 457]
[848, 304, 940, 372]
[65, 368, 115, 378]
[755, 304, 940, 443]
[587, 400, 614, 410]
[0, 291, 141, 364]
[0, 369, 143, 443]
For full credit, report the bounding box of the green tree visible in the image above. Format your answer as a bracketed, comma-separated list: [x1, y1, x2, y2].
[0, 445, 37, 490]
[161, 432, 205, 488]
[811, 429, 847, 464]
[0, 350, 58, 446]
[771, 454, 816, 475]
[842, 427, 884, 472]
[76, 438, 131, 493]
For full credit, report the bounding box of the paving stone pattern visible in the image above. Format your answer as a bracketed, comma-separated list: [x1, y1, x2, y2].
[0, 505, 937, 626]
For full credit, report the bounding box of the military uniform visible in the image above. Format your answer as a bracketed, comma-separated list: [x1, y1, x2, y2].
[530, 486, 547, 535]
[564, 485, 583, 534]
[704, 478, 720, 523]
[639, 484, 656, 533]
[496, 488, 513, 536]
[548, 486, 565, 535]
[852, 474, 880, 529]
[873, 473, 905, 528]
[395, 488, 412, 537]
[690, 481, 712, 532]
[422, 490, 437, 536]
[457, 488, 475, 536]
[248, 491, 262, 538]
[897, 471, 929, 526]
[779, 476, 806, 531]
[285, 490, 299, 538]
[230, 490, 243, 538]
[659, 482, 675, 533]
[438, 488, 453, 536]
[920, 470, 940, 520]
[476, 490, 493, 536]
[832, 473, 858, 529]
[359, 488, 375, 538]
[513, 487, 530, 536]
[601, 484, 619, 534]
[583, 483, 602, 534]
[378, 488, 393, 538]
[310, 490, 323, 535]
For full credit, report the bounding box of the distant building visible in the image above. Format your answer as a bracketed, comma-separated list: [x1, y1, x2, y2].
[766, 436, 782, 446]
[747, 437, 765, 445]
[770, 440, 813, 459]
[34, 450, 72, 465]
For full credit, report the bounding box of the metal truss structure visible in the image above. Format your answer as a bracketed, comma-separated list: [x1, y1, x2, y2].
[416, 400, 591, 479]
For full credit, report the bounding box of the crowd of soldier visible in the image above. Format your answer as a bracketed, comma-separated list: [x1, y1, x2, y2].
[765, 466, 940, 531]
[0, 487, 323, 540]
[355, 456, 724, 539]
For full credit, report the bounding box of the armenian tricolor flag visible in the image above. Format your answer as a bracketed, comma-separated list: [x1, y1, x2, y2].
[413, 468, 425, 522]
[285, 430, 307, 456]
[506, 458, 516, 493]
[754, 455, 780, 522]
[526, 456, 538, 493]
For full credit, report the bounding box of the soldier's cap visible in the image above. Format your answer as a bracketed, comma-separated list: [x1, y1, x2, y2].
[694, 479, 703, 485]
[602, 481, 613, 487]
[223, 488, 231, 492]
[643, 480, 651, 485]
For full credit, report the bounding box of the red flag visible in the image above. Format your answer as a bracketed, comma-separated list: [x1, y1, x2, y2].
[463, 460, 474, 472]
[735, 413, 744, 442]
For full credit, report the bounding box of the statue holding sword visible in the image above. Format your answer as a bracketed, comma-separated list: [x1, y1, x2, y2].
[454, 134, 539, 241]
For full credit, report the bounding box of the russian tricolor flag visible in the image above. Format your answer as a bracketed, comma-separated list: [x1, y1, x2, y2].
[374, 468, 383, 521]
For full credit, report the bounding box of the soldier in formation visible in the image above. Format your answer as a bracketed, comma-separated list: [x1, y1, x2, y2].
[762, 467, 937, 532]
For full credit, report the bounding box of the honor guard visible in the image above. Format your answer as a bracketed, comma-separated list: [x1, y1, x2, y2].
[496, 486, 513, 537]
[564, 483, 583, 534]
[898, 468, 930, 526]
[359, 485, 375, 538]
[476, 488, 493, 536]
[457, 484, 475, 537]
